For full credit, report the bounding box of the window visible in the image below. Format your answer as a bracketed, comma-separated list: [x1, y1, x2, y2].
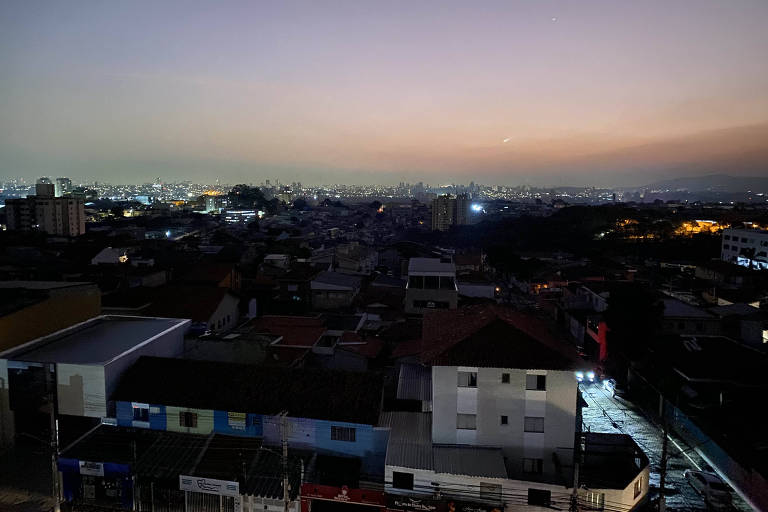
[501, 373, 510, 384]
[331, 426, 356, 442]
[724, 235, 730, 240]
[584, 491, 605, 511]
[132, 406, 149, 422]
[392, 472, 414, 490]
[527, 488, 551, 507]
[480, 483, 502, 502]
[741, 237, 748, 243]
[439, 276, 455, 290]
[523, 458, 543, 474]
[424, 276, 440, 289]
[524, 416, 545, 433]
[457, 371, 478, 387]
[723, 244, 729, 249]
[633, 476, 643, 499]
[179, 411, 198, 428]
[500, 415, 508, 425]
[408, 276, 424, 289]
[525, 374, 546, 391]
[695, 322, 704, 332]
[456, 414, 477, 430]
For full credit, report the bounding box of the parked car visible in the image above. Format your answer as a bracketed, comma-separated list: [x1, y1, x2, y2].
[683, 470, 732, 509]
[602, 378, 626, 397]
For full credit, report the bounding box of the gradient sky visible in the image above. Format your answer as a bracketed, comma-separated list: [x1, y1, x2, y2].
[2, 0, 768, 187]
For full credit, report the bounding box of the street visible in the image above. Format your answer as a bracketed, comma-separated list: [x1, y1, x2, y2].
[579, 382, 753, 512]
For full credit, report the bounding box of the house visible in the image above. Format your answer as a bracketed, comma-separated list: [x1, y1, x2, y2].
[311, 271, 362, 310]
[112, 356, 388, 480]
[404, 258, 458, 314]
[0, 315, 189, 448]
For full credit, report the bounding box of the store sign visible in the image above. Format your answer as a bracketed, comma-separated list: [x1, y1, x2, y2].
[386, 495, 502, 512]
[79, 461, 104, 477]
[300, 483, 386, 506]
[179, 475, 239, 497]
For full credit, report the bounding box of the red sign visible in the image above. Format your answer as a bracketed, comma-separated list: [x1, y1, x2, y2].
[301, 483, 386, 507]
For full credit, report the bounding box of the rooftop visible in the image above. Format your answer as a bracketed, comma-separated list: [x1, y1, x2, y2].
[661, 298, 712, 319]
[113, 356, 384, 425]
[0, 280, 95, 290]
[408, 258, 456, 276]
[1, 315, 188, 364]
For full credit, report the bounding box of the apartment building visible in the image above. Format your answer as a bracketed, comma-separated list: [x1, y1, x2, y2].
[722, 227, 768, 270]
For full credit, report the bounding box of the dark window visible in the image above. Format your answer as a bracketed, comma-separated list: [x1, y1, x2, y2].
[424, 276, 440, 289]
[526, 374, 546, 391]
[677, 322, 685, 330]
[500, 415, 508, 425]
[132, 406, 149, 422]
[723, 244, 729, 250]
[528, 489, 551, 507]
[633, 477, 643, 498]
[179, 411, 198, 428]
[724, 235, 730, 240]
[331, 426, 356, 442]
[501, 373, 510, 384]
[524, 416, 545, 433]
[408, 276, 424, 289]
[392, 472, 414, 490]
[458, 371, 477, 387]
[439, 276, 455, 290]
[695, 322, 704, 332]
[523, 458, 543, 475]
[413, 300, 450, 309]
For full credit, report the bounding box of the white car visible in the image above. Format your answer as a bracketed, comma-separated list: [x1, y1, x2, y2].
[602, 378, 624, 397]
[683, 470, 732, 509]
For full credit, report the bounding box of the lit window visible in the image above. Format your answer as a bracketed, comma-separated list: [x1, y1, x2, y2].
[633, 476, 643, 499]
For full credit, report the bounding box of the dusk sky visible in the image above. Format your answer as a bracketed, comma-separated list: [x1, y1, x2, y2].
[2, 0, 767, 187]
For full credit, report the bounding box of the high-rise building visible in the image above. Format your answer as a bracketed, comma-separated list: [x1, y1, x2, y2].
[431, 194, 470, 231]
[55, 177, 73, 197]
[5, 178, 85, 236]
[431, 194, 455, 231]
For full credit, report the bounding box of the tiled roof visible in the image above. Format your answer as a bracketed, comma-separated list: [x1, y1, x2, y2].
[250, 315, 325, 347]
[421, 305, 579, 370]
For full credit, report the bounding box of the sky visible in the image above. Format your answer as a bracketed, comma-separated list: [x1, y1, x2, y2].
[1, 0, 768, 187]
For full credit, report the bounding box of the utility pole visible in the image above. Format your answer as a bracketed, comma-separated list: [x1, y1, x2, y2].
[47, 363, 61, 512]
[658, 397, 668, 512]
[570, 433, 581, 512]
[281, 413, 290, 512]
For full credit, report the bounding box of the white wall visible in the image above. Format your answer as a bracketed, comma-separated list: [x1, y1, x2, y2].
[57, 363, 107, 417]
[432, 366, 578, 481]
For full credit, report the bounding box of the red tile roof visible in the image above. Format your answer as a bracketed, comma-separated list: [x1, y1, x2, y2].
[250, 315, 325, 347]
[420, 304, 579, 369]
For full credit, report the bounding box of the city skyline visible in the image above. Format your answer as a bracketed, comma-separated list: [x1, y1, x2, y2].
[2, 0, 768, 187]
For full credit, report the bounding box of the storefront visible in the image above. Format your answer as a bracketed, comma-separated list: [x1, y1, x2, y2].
[58, 458, 133, 509]
[300, 483, 386, 512]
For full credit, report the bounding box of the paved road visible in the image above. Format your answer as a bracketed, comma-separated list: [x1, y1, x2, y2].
[580, 382, 753, 512]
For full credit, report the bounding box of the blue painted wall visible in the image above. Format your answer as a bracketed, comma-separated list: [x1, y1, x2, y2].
[114, 401, 387, 477]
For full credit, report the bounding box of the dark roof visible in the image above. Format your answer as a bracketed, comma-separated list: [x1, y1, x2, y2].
[112, 356, 384, 425]
[250, 315, 325, 347]
[421, 305, 579, 369]
[144, 286, 236, 323]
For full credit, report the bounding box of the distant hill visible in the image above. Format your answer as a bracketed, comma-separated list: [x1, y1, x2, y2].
[635, 174, 768, 193]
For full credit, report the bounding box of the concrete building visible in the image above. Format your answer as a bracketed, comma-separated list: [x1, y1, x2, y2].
[55, 177, 73, 197]
[722, 227, 768, 270]
[5, 192, 86, 236]
[0, 315, 189, 448]
[405, 258, 458, 314]
[430, 194, 470, 231]
[311, 271, 362, 310]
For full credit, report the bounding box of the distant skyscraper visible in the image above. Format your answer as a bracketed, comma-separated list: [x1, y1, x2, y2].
[55, 177, 73, 197]
[35, 177, 55, 197]
[431, 194, 470, 231]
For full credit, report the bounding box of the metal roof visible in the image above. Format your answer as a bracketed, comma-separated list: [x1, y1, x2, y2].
[408, 258, 456, 276]
[432, 446, 507, 478]
[379, 412, 433, 470]
[1, 315, 188, 364]
[397, 363, 432, 402]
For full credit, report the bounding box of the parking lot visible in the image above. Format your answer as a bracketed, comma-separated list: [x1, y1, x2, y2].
[580, 382, 753, 512]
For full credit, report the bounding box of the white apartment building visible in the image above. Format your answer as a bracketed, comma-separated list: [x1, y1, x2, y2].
[722, 227, 768, 270]
[432, 366, 578, 483]
[405, 257, 458, 314]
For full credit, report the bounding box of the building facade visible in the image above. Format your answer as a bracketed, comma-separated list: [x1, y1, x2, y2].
[405, 258, 458, 314]
[721, 227, 768, 270]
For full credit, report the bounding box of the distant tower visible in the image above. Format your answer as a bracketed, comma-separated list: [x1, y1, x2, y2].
[55, 177, 72, 197]
[35, 177, 55, 197]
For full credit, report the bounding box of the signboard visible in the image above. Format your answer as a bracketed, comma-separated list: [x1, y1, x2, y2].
[300, 483, 386, 506]
[386, 495, 503, 512]
[79, 461, 105, 477]
[179, 475, 239, 497]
